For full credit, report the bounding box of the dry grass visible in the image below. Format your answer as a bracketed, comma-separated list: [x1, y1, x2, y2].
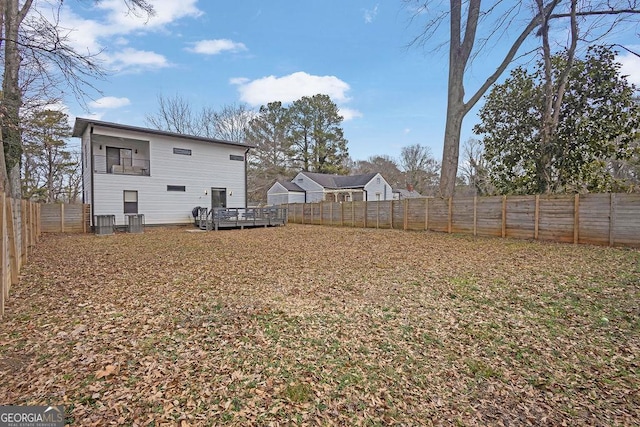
[0, 224, 639, 425]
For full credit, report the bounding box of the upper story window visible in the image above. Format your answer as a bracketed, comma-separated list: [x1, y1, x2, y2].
[376, 177, 381, 184]
[173, 148, 192, 155]
[229, 154, 244, 161]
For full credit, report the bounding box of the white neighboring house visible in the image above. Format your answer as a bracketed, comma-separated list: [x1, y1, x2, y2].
[267, 171, 393, 205]
[73, 118, 252, 226]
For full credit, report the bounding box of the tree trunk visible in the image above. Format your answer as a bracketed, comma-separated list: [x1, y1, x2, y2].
[439, 91, 465, 197]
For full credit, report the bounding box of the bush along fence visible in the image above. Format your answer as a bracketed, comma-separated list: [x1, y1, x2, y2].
[1, 194, 40, 317]
[286, 193, 640, 248]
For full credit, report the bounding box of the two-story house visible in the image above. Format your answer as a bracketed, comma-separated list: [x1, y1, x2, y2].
[73, 118, 251, 226]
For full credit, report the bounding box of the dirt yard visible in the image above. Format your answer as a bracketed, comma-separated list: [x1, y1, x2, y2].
[0, 224, 638, 425]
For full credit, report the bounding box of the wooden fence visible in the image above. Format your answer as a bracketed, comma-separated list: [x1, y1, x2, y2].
[41, 203, 90, 233]
[1, 194, 40, 317]
[287, 193, 640, 248]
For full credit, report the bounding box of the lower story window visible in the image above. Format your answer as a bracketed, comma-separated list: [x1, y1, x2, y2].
[124, 190, 138, 214]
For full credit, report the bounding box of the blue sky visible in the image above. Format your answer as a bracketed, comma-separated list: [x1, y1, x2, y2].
[53, 0, 640, 163]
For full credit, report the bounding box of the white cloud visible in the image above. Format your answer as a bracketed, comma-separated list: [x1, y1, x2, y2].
[42, 0, 201, 74]
[618, 52, 640, 86]
[106, 48, 170, 73]
[229, 77, 250, 85]
[403, 128, 411, 134]
[187, 39, 247, 55]
[364, 5, 379, 24]
[232, 72, 361, 121]
[89, 96, 131, 109]
[94, 0, 203, 33]
[339, 108, 363, 121]
[232, 71, 352, 105]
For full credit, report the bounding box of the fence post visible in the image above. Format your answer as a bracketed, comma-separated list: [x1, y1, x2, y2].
[501, 196, 507, 238]
[0, 193, 5, 318]
[320, 202, 324, 225]
[376, 201, 380, 229]
[21, 200, 27, 265]
[389, 200, 394, 229]
[473, 196, 477, 237]
[425, 198, 429, 231]
[403, 199, 409, 231]
[363, 201, 367, 228]
[6, 199, 18, 287]
[351, 202, 355, 227]
[448, 197, 453, 233]
[329, 202, 333, 226]
[609, 193, 616, 246]
[534, 195, 540, 240]
[573, 194, 580, 244]
[60, 203, 65, 233]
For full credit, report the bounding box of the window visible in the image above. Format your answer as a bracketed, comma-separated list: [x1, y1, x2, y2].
[376, 177, 381, 184]
[173, 148, 192, 155]
[167, 185, 186, 192]
[297, 178, 303, 183]
[229, 154, 244, 161]
[123, 190, 138, 214]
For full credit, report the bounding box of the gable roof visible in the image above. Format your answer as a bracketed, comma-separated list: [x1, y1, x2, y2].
[300, 171, 379, 189]
[278, 181, 305, 192]
[72, 117, 254, 149]
[393, 188, 422, 198]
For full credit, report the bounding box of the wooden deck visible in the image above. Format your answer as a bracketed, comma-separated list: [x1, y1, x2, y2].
[196, 207, 287, 231]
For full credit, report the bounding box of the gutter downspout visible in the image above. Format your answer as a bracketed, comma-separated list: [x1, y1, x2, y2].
[89, 125, 95, 229]
[244, 147, 250, 209]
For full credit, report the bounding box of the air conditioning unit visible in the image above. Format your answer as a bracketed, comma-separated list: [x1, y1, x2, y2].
[95, 215, 115, 235]
[126, 214, 145, 233]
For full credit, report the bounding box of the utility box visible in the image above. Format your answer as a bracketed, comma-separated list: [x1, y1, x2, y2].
[95, 215, 115, 235]
[126, 214, 145, 234]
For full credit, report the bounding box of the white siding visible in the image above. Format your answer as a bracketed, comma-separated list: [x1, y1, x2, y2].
[81, 129, 92, 205]
[267, 182, 306, 205]
[88, 125, 248, 225]
[364, 174, 393, 201]
[292, 172, 324, 202]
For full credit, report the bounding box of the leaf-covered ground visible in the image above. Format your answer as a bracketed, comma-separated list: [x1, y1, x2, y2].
[1, 224, 639, 426]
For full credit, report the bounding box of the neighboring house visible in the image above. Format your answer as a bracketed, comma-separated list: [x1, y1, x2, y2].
[267, 171, 393, 205]
[73, 118, 252, 226]
[393, 184, 423, 200]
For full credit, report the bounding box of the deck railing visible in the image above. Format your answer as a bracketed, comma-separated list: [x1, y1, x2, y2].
[196, 207, 287, 230]
[93, 155, 150, 176]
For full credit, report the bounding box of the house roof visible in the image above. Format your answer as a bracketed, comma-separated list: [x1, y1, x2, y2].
[72, 117, 255, 149]
[278, 181, 305, 192]
[300, 171, 379, 189]
[393, 188, 423, 198]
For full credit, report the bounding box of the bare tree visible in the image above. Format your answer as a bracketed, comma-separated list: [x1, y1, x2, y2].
[458, 138, 493, 195]
[207, 103, 253, 143]
[406, 0, 640, 196]
[399, 144, 440, 196]
[146, 95, 253, 142]
[352, 155, 404, 188]
[145, 94, 200, 135]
